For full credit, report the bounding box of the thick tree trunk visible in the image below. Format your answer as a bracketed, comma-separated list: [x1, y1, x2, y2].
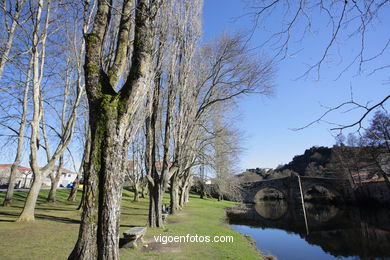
[68, 152, 99, 260]
[3, 164, 20, 207]
[70, 103, 128, 259]
[169, 173, 180, 214]
[47, 175, 61, 202]
[16, 173, 43, 222]
[141, 185, 147, 198]
[179, 185, 186, 207]
[47, 156, 64, 203]
[179, 173, 191, 208]
[68, 176, 80, 202]
[148, 182, 164, 227]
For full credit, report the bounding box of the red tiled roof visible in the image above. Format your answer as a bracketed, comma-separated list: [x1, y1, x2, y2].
[0, 164, 74, 174]
[361, 177, 388, 183]
[352, 172, 370, 177]
[0, 164, 31, 172]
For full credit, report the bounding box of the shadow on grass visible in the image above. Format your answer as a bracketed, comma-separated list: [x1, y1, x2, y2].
[121, 206, 145, 211]
[35, 214, 80, 224]
[36, 207, 77, 212]
[0, 211, 80, 224]
[121, 212, 148, 216]
[0, 211, 19, 222]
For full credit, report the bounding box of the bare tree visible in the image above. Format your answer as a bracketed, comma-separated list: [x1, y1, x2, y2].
[17, 0, 84, 222]
[168, 32, 274, 212]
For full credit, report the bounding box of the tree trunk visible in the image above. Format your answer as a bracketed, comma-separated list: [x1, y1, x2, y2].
[184, 181, 191, 205]
[3, 164, 20, 207]
[133, 184, 140, 202]
[68, 176, 80, 202]
[47, 156, 64, 202]
[200, 181, 205, 199]
[141, 185, 147, 198]
[70, 103, 128, 259]
[47, 173, 61, 202]
[148, 182, 164, 227]
[169, 173, 180, 214]
[68, 150, 99, 260]
[16, 173, 43, 222]
[47, 178, 60, 202]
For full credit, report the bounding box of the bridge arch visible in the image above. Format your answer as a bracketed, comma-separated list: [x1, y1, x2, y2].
[254, 200, 288, 220]
[303, 184, 342, 202]
[254, 186, 287, 202]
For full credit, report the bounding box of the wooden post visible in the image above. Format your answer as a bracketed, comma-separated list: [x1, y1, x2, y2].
[297, 175, 309, 235]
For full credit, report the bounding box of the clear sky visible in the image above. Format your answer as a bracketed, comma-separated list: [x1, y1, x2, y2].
[202, 0, 390, 170]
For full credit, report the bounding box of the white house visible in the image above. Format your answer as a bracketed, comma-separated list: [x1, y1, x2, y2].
[0, 164, 77, 188]
[0, 164, 33, 188]
[42, 166, 78, 187]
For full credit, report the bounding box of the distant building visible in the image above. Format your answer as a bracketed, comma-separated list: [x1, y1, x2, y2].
[42, 166, 77, 187]
[0, 164, 33, 188]
[352, 171, 388, 184]
[0, 164, 77, 188]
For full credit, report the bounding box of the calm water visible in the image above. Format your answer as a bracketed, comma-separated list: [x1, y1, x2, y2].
[229, 201, 390, 260]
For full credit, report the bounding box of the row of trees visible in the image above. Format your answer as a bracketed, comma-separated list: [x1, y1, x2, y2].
[0, 1, 273, 259]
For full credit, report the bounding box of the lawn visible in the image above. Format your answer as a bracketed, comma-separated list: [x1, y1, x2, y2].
[0, 189, 262, 259]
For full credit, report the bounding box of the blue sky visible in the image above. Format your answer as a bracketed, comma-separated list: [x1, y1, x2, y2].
[0, 1, 388, 172]
[202, 0, 390, 170]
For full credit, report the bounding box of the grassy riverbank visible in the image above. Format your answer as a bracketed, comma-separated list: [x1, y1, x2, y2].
[0, 189, 262, 259]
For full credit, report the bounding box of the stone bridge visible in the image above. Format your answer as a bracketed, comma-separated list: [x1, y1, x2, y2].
[243, 174, 355, 204]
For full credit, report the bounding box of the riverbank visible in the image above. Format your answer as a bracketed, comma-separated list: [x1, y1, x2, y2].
[0, 189, 262, 259]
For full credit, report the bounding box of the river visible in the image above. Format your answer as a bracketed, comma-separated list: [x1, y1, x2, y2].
[228, 201, 390, 260]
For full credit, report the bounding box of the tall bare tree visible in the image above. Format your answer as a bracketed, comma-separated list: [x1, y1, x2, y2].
[17, 0, 84, 222]
[168, 32, 274, 212]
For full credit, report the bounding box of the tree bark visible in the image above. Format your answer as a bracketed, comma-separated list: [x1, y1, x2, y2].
[169, 173, 180, 214]
[68, 176, 80, 202]
[16, 172, 44, 222]
[47, 156, 63, 203]
[133, 184, 140, 202]
[148, 181, 164, 227]
[141, 185, 147, 198]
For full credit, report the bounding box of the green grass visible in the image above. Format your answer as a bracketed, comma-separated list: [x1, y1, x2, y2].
[0, 189, 262, 260]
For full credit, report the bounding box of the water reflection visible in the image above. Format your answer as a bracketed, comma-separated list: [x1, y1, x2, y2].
[228, 201, 390, 259]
